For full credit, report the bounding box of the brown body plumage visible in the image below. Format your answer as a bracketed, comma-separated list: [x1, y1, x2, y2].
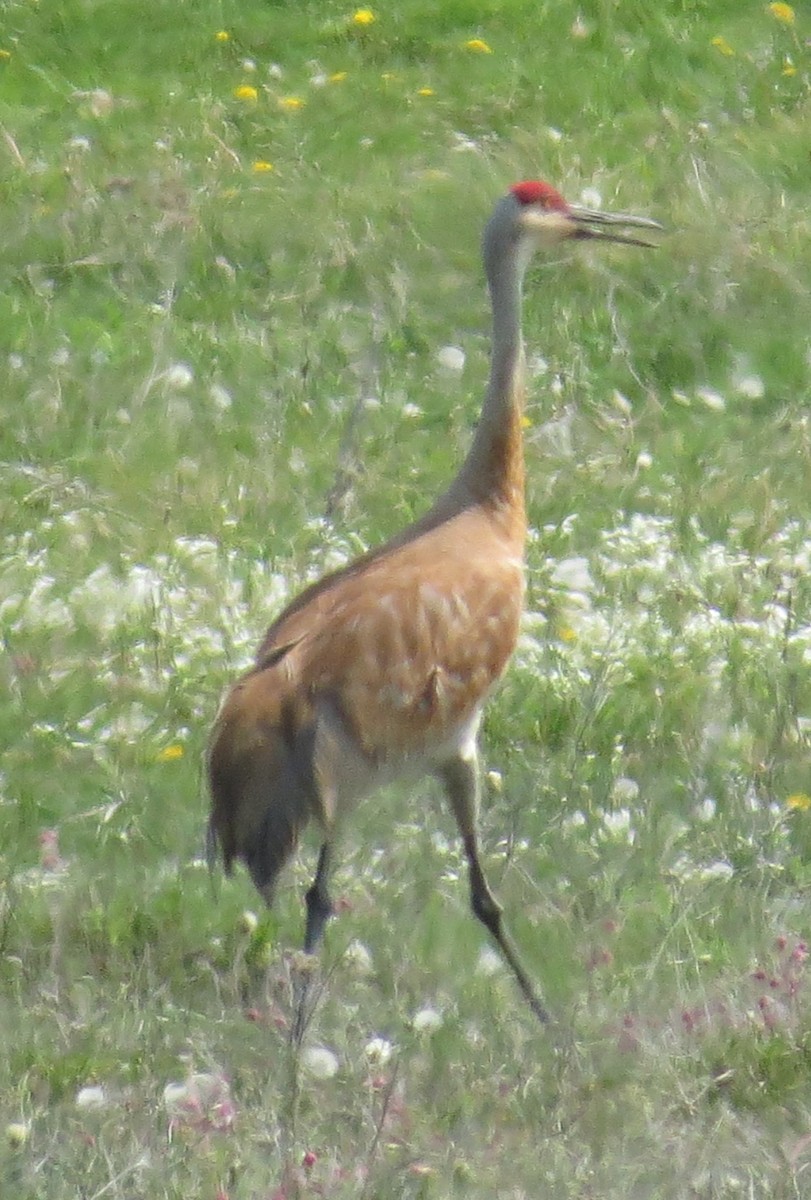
[207, 180, 660, 1028]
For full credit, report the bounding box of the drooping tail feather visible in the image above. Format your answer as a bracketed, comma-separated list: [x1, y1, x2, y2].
[206, 678, 314, 903]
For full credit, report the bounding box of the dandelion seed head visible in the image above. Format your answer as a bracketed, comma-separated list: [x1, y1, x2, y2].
[476, 946, 503, 977]
[733, 373, 764, 400]
[611, 777, 640, 804]
[364, 1036, 393, 1064]
[412, 1005, 443, 1032]
[580, 186, 602, 210]
[301, 1045, 340, 1079]
[76, 1085, 107, 1110]
[163, 362, 194, 390]
[437, 345, 466, 372]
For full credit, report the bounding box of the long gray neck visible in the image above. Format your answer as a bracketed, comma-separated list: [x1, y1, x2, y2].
[453, 199, 530, 511]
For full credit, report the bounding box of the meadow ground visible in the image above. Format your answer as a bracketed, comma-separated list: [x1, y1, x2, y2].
[1, 1, 811, 1196]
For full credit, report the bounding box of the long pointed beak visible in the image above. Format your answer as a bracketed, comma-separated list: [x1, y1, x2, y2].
[568, 205, 663, 248]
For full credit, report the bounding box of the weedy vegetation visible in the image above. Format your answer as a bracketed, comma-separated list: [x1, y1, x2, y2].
[1, 1, 810, 1197]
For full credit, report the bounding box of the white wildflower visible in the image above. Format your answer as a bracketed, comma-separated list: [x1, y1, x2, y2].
[551, 556, 593, 594]
[209, 383, 232, 411]
[603, 808, 633, 839]
[476, 946, 503, 977]
[437, 345, 466, 372]
[695, 798, 717, 822]
[301, 1045, 340, 1079]
[364, 1037, 393, 1065]
[163, 363, 194, 390]
[610, 777, 640, 805]
[239, 910, 258, 934]
[580, 186, 602, 210]
[76, 1085, 106, 1110]
[412, 1006, 443, 1033]
[733, 373, 764, 400]
[696, 386, 725, 411]
[344, 939, 373, 975]
[412, 1008, 443, 1036]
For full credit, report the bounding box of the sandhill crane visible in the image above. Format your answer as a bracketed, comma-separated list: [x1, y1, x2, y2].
[207, 180, 660, 1030]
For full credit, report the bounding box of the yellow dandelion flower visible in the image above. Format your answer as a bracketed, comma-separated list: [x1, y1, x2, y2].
[768, 2, 795, 25]
[233, 84, 258, 102]
[215, 30, 230, 42]
[782, 60, 797, 75]
[0, 49, 11, 60]
[786, 793, 811, 811]
[464, 38, 492, 53]
[279, 95, 305, 110]
[252, 160, 274, 172]
[417, 87, 435, 96]
[352, 8, 375, 25]
[156, 744, 184, 763]
[558, 625, 578, 643]
[710, 35, 735, 56]
[329, 71, 348, 83]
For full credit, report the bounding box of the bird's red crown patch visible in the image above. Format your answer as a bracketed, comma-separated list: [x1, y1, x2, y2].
[510, 180, 569, 211]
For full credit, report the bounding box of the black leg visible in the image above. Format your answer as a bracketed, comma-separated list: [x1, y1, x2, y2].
[304, 842, 334, 954]
[291, 842, 333, 1043]
[438, 755, 550, 1026]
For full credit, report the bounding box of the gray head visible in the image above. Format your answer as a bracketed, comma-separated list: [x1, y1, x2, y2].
[483, 178, 662, 284]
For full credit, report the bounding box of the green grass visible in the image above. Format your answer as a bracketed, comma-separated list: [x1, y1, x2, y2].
[1, 0, 811, 1196]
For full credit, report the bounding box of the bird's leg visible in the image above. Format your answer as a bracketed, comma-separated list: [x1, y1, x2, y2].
[304, 842, 334, 954]
[291, 841, 334, 1044]
[438, 755, 550, 1025]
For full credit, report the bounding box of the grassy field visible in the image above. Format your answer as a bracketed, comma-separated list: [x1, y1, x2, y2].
[1, 0, 810, 1195]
